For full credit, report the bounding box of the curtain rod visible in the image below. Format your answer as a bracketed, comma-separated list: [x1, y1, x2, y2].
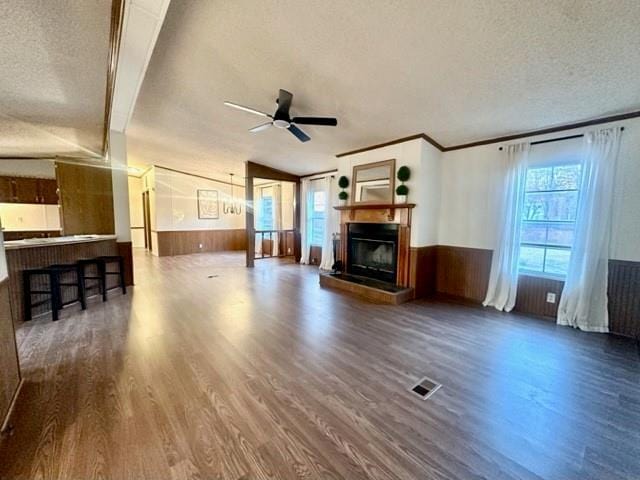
[498, 126, 625, 150]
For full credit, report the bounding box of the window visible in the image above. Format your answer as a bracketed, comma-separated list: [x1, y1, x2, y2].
[310, 190, 326, 246]
[519, 163, 581, 277]
[258, 194, 273, 230]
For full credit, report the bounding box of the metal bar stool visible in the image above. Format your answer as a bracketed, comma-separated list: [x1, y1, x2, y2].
[49, 263, 87, 316]
[23, 268, 57, 321]
[77, 258, 106, 302]
[98, 256, 126, 301]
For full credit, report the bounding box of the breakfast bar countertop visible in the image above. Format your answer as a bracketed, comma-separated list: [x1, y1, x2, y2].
[4, 234, 118, 250]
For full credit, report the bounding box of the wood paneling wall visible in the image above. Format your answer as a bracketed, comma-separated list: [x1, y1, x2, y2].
[608, 260, 640, 338]
[435, 246, 492, 303]
[117, 241, 134, 286]
[0, 278, 21, 431]
[155, 229, 246, 257]
[514, 274, 564, 318]
[55, 161, 115, 235]
[409, 246, 437, 298]
[308, 246, 322, 265]
[434, 245, 640, 338]
[6, 240, 118, 326]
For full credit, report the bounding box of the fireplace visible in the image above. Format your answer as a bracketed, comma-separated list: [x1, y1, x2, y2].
[347, 223, 399, 284]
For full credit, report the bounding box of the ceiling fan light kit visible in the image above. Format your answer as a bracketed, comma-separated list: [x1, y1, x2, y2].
[224, 89, 338, 143]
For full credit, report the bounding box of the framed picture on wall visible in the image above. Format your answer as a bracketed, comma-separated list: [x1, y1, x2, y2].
[197, 189, 219, 219]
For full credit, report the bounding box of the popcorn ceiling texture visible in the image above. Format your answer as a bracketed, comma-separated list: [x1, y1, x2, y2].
[0, 0, 112, 157]
[128, 0, 640, 175]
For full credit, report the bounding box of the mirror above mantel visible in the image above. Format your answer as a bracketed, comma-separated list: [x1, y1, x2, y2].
[352, 159, 395, 204]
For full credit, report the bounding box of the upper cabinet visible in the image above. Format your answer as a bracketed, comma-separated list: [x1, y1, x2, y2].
[0, 176, 58, 204]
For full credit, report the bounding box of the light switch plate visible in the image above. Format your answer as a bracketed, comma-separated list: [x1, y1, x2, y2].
[546, 292, 556, 304]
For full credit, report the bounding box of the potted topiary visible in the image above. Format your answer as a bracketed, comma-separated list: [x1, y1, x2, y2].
[338, 176, 349, 205]
[396, 166, 410, 203]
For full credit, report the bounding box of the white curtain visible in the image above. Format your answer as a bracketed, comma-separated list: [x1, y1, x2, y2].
[299, 178, 311, 264]
[557, 127, 622, 332]
[483, 142, 530, 312]
[272, 184, 282, 256]
[319, 176, 339, 270]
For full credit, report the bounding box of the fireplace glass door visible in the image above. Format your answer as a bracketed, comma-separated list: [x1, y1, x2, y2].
[347, 223, 398, 284]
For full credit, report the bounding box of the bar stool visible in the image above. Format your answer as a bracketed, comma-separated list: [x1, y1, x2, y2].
[49, 263, 87, 316]
[98, 256, 126, 301]
[77, 258, 106, 301]
[23, 268, 56, 321]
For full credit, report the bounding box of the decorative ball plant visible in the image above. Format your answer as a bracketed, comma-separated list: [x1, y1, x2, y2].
[396, 166, 410, 199]
[338, 176, 349, 201]
[396, 184, 409, 196]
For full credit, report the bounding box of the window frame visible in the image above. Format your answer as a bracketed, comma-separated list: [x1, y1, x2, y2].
[518, 162, 582, 280]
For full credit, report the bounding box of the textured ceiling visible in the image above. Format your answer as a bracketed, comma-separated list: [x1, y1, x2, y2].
[129, 0, 640, 175]
[0, 1, 112, 157]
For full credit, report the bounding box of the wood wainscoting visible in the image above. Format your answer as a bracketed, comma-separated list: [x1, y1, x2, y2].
[409, 246, 437, 298]
[0, 277, 21, 432]
[435, 245, 492, 303]
[433, 245, 640, 338]
[608, 260, 640, 338]
[155, 229, 246, 257]
[117, 241, 134, 286]
[308, 246, 322, 265]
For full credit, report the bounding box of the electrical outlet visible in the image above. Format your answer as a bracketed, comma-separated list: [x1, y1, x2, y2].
[546, 292, 556, 304]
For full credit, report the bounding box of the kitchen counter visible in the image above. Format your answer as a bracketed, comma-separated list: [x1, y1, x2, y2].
[4, 234, 117, 250]
[4, 234, 119, 325]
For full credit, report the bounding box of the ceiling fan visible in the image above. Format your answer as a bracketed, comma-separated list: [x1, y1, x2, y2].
[224, 89, 337, 143]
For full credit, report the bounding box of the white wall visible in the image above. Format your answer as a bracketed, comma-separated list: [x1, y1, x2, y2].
[154, 167, 246, 232]
[128, 176, 145, 248]
[0, 159, 55, 178]
[337, 138, 442, 246]
[438, 117, 640, 262]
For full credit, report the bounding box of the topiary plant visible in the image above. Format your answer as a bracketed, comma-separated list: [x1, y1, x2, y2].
[397, 166, 411, 182]
[338, 190, 349, 201]
[338, 176, 349, 189]
[396, 184, 409, 196]
[396, 166, 410, 200]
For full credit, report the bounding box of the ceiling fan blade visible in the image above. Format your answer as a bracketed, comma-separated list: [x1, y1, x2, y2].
[275, 89, 293, 117]
[291, 116, 337, 126]
[288, 124, 310, 142]
[249, 122, 273, 133]
[224, 101, 272, 118]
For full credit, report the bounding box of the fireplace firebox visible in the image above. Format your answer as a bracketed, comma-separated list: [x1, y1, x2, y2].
[347, 223, 399, 284]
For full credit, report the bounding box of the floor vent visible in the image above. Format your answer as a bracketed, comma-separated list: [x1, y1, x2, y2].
[207, 275, 219, 278]
[410, 377, 442, 400]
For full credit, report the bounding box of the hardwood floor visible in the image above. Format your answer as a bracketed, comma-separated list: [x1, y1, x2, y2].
[1, 250, 639, 479]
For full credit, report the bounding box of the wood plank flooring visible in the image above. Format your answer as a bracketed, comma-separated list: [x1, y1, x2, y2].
[1, 250, 639, 479]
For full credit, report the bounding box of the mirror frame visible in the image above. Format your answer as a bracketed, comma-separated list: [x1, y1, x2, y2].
[351, 158, 396, 205]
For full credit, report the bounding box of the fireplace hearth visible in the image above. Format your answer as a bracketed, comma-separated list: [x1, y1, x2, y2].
[347, 223, 398, 284]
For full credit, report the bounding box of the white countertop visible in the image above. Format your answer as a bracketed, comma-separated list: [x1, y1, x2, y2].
[4, 234, 117, 250]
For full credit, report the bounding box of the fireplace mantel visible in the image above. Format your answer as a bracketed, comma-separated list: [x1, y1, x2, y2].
[334, 203, 415, 221]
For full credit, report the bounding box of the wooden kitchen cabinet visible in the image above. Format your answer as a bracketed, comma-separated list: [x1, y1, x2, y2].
[0, 176, 58, 204]
[11, 177, 39, 204]
[38, 179, 59, 204]
[0, 177, 13, 203]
